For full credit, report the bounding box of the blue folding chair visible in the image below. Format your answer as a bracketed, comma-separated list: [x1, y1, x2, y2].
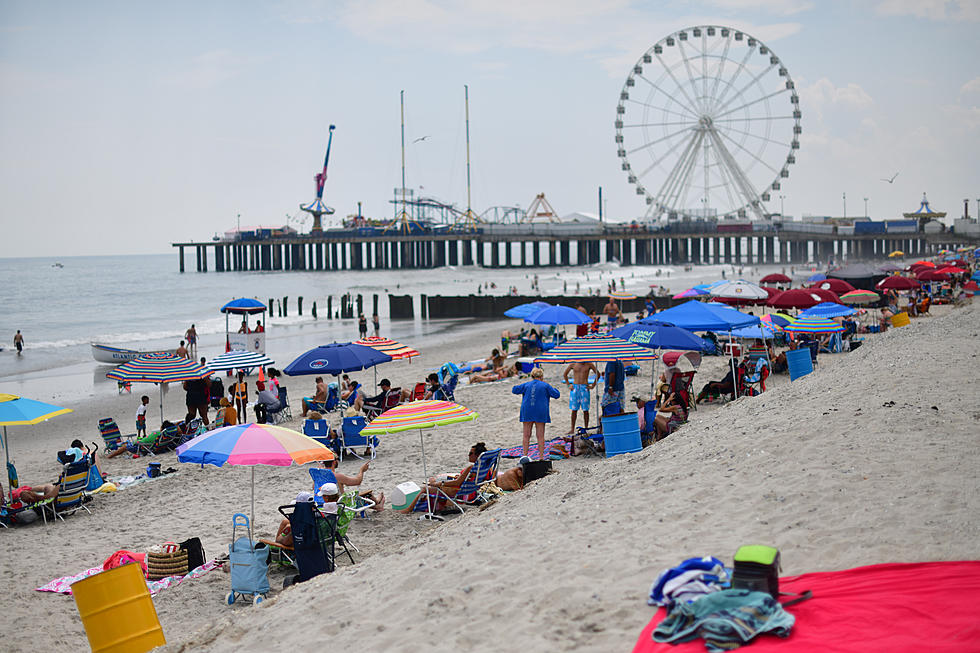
[340, 416, 378, 461]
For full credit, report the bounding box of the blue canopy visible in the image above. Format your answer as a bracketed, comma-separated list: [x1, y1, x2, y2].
[525, 305, 591, 325]
[652, 301, 759, 332]
[284, 343, 392, 376]
[610, 320, 708, 351]
[504, 301, 551, 319]
[730, 324, 781, 339]
[221, 298, 267, 314]
[800, 302, 856, 319]
[807, 273, 827, 283]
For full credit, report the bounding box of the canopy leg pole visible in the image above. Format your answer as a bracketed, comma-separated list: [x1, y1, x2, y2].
[729, 329, 738, 401]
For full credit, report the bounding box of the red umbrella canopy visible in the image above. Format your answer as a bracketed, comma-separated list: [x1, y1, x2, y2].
[767, 288, 823, 309]
[760, 273, 791, 284]
[912, 260, 936, 268]
[808, 288, 840, 303]
[917, 269, 951, 282]
[810, 278, 855, 294]
[877, 276, 920, 290]
[935, 266, 967, 274]
[964, 281, 980, 292]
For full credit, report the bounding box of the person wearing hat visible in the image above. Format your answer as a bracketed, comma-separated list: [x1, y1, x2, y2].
[317, 458, 386, 511]
[362, 379, 395, 415]
[217, 396, 237, 426]
[253, 380, 280, 423]
[317, 482, 340, 514]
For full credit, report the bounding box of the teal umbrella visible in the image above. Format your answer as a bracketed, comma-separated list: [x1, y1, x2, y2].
[0, 394, 73, 489]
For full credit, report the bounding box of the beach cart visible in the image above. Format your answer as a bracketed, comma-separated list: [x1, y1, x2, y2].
[279, 500, 336, 589]
[226, 513, 270, 605]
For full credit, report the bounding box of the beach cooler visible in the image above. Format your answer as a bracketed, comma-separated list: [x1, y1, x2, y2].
[516, 357, 537, 374]
[392, 481, 421, 511]
[601, 412, 642, 458]
[226, 513, 269, 606]
[786, 348, 813, 381]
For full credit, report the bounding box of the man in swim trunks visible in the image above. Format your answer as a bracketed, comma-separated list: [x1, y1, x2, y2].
[603, 298, 620, 330]
[563, 361, 598, 434]
[184, 324, 198, 356]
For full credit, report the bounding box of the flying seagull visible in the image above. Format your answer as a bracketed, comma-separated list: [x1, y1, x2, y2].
[880, 172, 899, 183]
[413, 135, 430, 143]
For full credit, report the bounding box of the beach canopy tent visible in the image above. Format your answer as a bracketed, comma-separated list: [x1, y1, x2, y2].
[106, 353, 211, 421]
[503, 301, 551, 319]
[0, 394, 73, 490]
[524, 305, 592, 326]
[361, 400, 478, 520]
[877, 276, 920, 291]
[177, 423, 335, 528]
[767, 289, 823, 310]
[207, 351, 275, 373]
[809, 278, 855, 294]
[828, 263, 887, 290]
[759, 273, 791, 284]
[800, 302, 856, 319]
[673, 287, 709, 299]
[283, 343, 392, 377]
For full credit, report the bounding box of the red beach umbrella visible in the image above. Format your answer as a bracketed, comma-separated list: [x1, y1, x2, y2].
[808, 288, 840, 303]
[935, 266, 966, 275]
[809, 279, 855, 294]
[767, 288, 823, 309]
[877, 276, 920, 291]
[760, 273, 791, 284]
[917, 270, 950, 282]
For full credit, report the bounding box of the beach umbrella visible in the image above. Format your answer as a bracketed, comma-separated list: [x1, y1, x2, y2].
[673, 287, 709, 299]
[760, 273, 791, 284]
[503, 301, 551, 319]
[783, 316, 845, 334]
[207, 350, 275, 373]
[911, 260, 935, 268]
[916, 269, 950, 282]
[800, 302, 856, 319]
[808, 288, 840, 304]
[610, 320, 708, 352]
[935, 266, 966, 275]
[809, 279, 855, 294]
[0, 394, 73, 489]
[353, 336, 420, 361]
[524, 304, 592, 326]
[609, 291, 636, 300]
[360, 400, 478, 520]
[877, 276, 920, 291]
[709, 280, 768, 304]
[806, 273, 827, 283]
[176, 423, 335, 528]
[283, 343, 392, 376]
[840, 290, 880, 305]
[888, 250, 905, 258]
[532, 334, 658, 364]
[963, 281, 979, 294]
[106, 353, 212, 421]
[767, 288, 823, 309]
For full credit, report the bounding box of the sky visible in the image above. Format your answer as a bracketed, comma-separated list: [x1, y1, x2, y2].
[1, 0, 978, 257]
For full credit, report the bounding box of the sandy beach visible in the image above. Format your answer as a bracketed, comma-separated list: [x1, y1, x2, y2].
[1, 300, 978, 652]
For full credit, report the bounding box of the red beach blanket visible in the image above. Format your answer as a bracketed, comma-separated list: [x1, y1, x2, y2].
[632, 561, 980, 652]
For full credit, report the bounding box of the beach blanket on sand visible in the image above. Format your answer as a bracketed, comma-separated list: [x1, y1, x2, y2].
[500, 438, 568, 460]
[37, 560, 220, 596]
[632, 561, 980, 653]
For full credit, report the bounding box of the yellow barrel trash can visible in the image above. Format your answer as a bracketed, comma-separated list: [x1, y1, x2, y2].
[72, 562, 166, 653]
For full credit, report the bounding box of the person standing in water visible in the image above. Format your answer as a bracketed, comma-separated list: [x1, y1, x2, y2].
[13, 330, 24, 355]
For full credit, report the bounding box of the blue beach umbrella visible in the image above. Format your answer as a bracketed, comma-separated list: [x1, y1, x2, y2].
[800, 302, 856, 319]
[221, 298, 268, 314]
[283, 342, 392, 376]
[524, 304, 592, 326]
[807, 273, 827, 283]
[504, 301, 551, 319]
[610, 320, 708, 352]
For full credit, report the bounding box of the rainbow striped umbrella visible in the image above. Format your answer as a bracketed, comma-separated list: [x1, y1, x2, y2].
[106, 352, 211, 420]
[532, 334, 658, 364]
[361, 400, 479, 520]
[177, 423, 334, 527]
[673, 287, 709, 299]
[354, 336, 420, 361]
[783, 315, 845, 334]
[609, 291, 637, 300]
[840, 289, 879, 305]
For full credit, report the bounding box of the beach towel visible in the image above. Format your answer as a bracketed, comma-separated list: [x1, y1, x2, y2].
[500, 438, 568, 460]
[37, 560, 220, 596]
[633, 560, 980, 652]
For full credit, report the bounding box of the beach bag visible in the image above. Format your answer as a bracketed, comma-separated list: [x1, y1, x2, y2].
[146, 542, 189, 580]
[731, 545, 811, 607]
[179, 536, 207, 571]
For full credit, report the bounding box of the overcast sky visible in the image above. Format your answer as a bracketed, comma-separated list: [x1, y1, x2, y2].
[1, 0, 978, 257]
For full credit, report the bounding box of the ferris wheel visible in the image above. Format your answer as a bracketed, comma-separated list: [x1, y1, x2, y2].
[615, 25, 801, 221]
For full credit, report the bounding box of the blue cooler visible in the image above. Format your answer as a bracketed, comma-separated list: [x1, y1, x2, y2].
[786, 348, 813, 381]
[601, 412, 642, 458]
[146, 462, 162, 478]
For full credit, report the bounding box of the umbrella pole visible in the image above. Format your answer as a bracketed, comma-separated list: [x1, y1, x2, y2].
[251, 466, 255, 529]
[159, 383, 165, 424]
[419, 429, 435, 520]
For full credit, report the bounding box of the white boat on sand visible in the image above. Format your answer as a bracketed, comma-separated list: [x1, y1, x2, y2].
[91, 344, 175, 365]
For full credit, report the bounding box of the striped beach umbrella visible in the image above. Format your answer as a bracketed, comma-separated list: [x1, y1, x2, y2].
[206, 350, 275, 372]
[177, 423, 334, 526]
[609, 291, 637, 300]
[361, 400, 479, 520]
[532, 334, 658, 364]
[783, 315, 845, 334]
[840, 290, 879, 305]
[354, 336, 420, 361]
[107, 353, 211, 420]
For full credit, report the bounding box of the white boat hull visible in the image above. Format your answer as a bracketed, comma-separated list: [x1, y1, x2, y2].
[91, 344, 174, 365]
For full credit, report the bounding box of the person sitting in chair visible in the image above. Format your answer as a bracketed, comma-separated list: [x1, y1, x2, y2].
[301, 377, 329, 417]
[253, 380, 281, 423]
[8, 482, 59, 505]
[398, 442, 486, 513]
[695, 358, 742, 404]
[653, 392, 688, 440]
[362, 379, 395, 414]
[317, 458, 385, 511]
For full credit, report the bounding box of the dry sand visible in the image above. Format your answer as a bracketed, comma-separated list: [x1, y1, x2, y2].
[2, 302, 978, 652]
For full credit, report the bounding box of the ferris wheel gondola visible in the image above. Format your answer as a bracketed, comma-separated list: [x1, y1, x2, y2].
[616, 25, 801, 221]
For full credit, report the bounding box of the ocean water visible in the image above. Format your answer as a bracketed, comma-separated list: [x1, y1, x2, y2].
[0, 253, 789, 402]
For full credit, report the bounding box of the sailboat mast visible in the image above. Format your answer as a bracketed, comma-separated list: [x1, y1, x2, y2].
[465, 84, 473, 224]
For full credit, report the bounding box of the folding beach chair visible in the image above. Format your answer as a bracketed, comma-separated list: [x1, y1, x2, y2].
[279, 501, 338, 587]
[451, 448, 501, 507]
[666, 370, 697, 413]
[410, 382, 426, 401]
[363, 388, 401, 421]
[139, 425, 182, 455]
[267, 386, 291, 424]
[436, 363, 460, 402]
[303, 418, 337, 454]
[42, 460, 92, 524]
[97, 418, 133, 452]
[742, 358, 770, 396]
[340, 416, 378, 461]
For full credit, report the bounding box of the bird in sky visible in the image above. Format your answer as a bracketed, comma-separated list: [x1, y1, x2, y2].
[413, 135, 430, 143]
[880, 172, 899, 183]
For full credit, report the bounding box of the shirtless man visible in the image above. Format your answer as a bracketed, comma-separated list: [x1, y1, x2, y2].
[603, 298, 620, 330]
[302, 376, 329, 416]
[13, 330, 24, 355]
[563, 361, 598, 434]
[184, 324, 198, 356]
[176, 340, 189, 359]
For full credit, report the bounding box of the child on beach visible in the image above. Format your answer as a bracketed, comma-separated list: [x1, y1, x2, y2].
[136, 395, 149, 437]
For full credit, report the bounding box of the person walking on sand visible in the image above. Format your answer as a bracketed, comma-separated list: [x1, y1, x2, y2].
[13, 330, 24, 355]
[563, 361, 598, 434]
[184, 324, 198, 356]
[511, 367, 560, 461]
